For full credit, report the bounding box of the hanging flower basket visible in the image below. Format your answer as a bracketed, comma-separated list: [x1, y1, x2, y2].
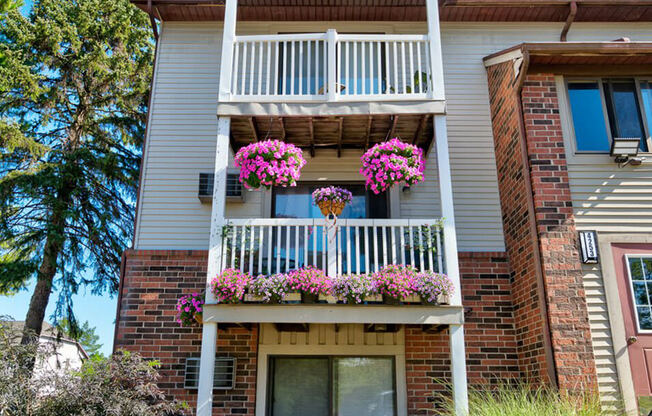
[360, 138, 426, 194]
[234, 139, 306, 190]
[312, 186, 353, 217]
[175, 292, 205, 327]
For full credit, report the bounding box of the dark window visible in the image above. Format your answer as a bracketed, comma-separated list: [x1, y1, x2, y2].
[566, 78, 652, 153]
[268, 356, 396, 416]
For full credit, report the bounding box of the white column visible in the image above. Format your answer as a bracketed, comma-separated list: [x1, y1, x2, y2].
[197, 117, 231, 416]
[426, 0, 445, 101]
[218, 0, 238, 103]
[449, 324, 469, 416]
[433, 115, 468, 415]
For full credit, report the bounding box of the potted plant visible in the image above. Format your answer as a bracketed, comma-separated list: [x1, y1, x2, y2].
[210, 268, 250, 304]
[175, 292, 204, 326]
[412, 271, 454, 305]
[312, 186, 353, 217]
[234, 139, 306, 190]
[372, 264, 418, 305]
[360, 138, 425, 194]
[247, 273, 298, 303]
[287, 266, 329, 303]
[328, 273, 378, 304]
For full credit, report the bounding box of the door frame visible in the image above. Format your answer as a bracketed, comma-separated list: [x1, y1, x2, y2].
[597, 233, 652, 415]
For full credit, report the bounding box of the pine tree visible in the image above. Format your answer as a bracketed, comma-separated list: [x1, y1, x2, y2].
[0, 0, 153, 364]
[56, 318, 103, 357]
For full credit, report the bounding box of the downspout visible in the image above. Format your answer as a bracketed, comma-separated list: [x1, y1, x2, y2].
[560, 1, 577, 42]
[513, 50, 560, 388]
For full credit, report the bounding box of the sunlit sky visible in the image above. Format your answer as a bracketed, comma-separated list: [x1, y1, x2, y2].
[0, 0, 120, 357]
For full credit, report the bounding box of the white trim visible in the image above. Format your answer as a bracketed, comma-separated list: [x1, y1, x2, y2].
[255, 338, 407, 416]
[197, 323, 218, 416]
[449, 324, 469, 416]
[217, 0, 237, 102]
[482, 49, 524, 68]
[595, 233, 652, 416]
[624, 254, 652, 334]
[203, 304, 465, 325]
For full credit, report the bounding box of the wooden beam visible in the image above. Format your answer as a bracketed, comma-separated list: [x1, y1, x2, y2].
[413, 114, 428, 145]
[337, 117, 343, 158]
[248, 117, 259, 142]
[308, 117, 315, 157]
[364, 116, 372, 150]
[388, 115, 399, 140]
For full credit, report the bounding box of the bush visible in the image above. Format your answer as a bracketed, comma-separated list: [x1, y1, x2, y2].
[0, 317, 188, 416]
[440, 383, 612, 416]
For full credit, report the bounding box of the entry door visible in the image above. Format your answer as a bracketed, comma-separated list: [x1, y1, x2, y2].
[613, 244, 652, 415]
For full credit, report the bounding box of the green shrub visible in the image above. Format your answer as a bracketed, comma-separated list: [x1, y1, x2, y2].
[440, 383, 618, 416]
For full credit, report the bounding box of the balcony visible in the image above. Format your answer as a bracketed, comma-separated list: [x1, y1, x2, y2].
[217, 29, 446, 118]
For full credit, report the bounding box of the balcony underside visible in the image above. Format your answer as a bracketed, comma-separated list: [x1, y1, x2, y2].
[203, 304, 464, 325]
[229, 113, 435, 154]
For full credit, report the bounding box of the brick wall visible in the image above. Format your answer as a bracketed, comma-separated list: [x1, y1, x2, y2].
[521, 74, 597, 391]
[485, 61, 598, 391]
[114, 250, 258, 415]
[406, 252, 520, 415]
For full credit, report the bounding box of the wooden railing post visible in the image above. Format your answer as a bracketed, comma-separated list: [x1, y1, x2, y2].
[327, 29, 338, 102]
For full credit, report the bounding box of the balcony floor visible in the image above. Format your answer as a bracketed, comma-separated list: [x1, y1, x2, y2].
[229, 112, 435, 154]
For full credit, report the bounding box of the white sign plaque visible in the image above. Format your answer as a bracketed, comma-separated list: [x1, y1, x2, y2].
[579, 231, 599, 264]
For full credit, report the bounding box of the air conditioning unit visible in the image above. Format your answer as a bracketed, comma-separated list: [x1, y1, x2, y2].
[184, 357, 236, 390]
[198, 172, 244, 203]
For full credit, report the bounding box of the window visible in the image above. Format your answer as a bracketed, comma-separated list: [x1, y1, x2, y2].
[566, 78, 652, 153]
[184, 357, 236, 389]
[626, 255, 652, 332]
[268, 356, 396, 416]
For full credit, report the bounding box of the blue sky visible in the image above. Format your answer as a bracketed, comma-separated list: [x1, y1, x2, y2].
[0, 0, 118, 357]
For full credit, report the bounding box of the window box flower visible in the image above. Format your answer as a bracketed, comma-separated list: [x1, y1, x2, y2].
[234, 139, 306, 190]
[287, 267, 330, 303]
[360, 138, 426, 194]
[210, 268, 250, 304]
[328, 273, 378, 304]
[412, 270, 454, 305]
[312, 186, 353, 217]
[373, 264, 419, 305]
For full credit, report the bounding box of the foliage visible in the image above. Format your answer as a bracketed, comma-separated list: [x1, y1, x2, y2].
[56, 318, 103, 357]
[286, 266, 329, 296]
[0, 0, 153, 350]
[360, 138, 426, 194]
[328, 273, 377, 304]
[175, 292, 204, 327]
[440, 383, 609, 416]
[234, 139, 306, 190]
[372, 264, 419, 300]
[210, 268, 250, 304]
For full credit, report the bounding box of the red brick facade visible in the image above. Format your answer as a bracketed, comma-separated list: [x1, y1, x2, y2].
[485, 61, 598, 391]
[114, 250, 257, 415]
[115, 250, 521, 415]
[406, 252, 520, 415]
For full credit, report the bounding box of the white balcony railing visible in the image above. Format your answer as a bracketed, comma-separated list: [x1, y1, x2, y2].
[228, 30, 438, 103]
[220, 218, 445, 277]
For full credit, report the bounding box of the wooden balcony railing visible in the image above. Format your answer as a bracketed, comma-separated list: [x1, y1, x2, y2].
[228, 30, 439, 103]
[220, 218, 445, 277]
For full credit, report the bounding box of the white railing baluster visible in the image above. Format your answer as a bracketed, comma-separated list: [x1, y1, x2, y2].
[353, 41, 358, 96]
[377, 41, 381, 94]
[239, 226, 246, 272]
[409, 41, 414, 94]
[427, 226, 434, 272]
[313, 224, 317, 267]
[361, 41, 366, 95]
[392, 42, 398, 95]
[345, 224, 351, 274]
[232, 41, 240, 95]
[241, 42, 247, 95]
[418, 226, 425, 272]
[266, 41, 271, 96]
[249, 42, 255, 96]
[249, 226, 254, 273]
[285, 225, 290, 272]
[315, 40, 319, 95]
[230, 226, 237, 269]
[336, 225, 342, 276]
[322, 225, 327, 270]
[355, 226, 360, 275]
[274, 42, 279, 95]
[298, 40, 304, 95]
[425, 41, 432, 95]
[267, 225, 272, 274]
[417, 42, 423, 94]
[336, 39, 341, 96]
[381, 226, 388, 266]
[436, 226, 443, 274]
[364, 226, 370, 274]
[373, 225, 379, 273]
[276, 225, 281, 274]
[400, 225, 406, 265]
[258, 226, 264, 275]
[307, 40, 311, 95]
[282, 41, 287, 95]
[384, 42, 390, 95]
[401, 41, 406, 95]
[303, 225, 308, 268]
[409, 225, 415, 267]
[290, 41, 295, 95]
[345, 41, 350, 96]
[391, 226, 397, 264]
[294, 225, 300, 269]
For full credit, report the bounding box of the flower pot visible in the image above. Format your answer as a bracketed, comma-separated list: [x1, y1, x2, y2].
[244, 294, 264, 302]
[194, 314, 203, 325]
[402, 295, 421, 304]
[331, 201, 346, 216]
[301, 292, 319, 304]
[317, 200, 332, 216]
[419, 296, 440, 306]
[319, 294, 338, 304]
[283, 292, 302, 302]
[382, 294, 401, 306]
[366, 294, 383, 303]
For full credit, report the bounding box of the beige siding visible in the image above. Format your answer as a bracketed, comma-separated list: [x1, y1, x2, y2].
[259, 323, 404, 347]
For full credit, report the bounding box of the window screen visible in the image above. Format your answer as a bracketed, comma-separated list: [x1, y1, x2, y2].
[184, 357, 236, 390]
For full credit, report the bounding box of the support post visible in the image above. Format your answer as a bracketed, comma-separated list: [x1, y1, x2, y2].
[218, 0, 238, 102]
[197, 116, 231, 416]
[326, 223, 337, 277]
[426, 0, 445, 101]
[449, 324, 469, 416]
[327, 29, 338, 102]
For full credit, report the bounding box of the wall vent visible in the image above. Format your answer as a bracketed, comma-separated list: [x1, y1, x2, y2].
[198, 172, 244, 203]
[184, 357, 236, 390]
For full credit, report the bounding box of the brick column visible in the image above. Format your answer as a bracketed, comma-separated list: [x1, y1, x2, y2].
[485, 61, 598, 392]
